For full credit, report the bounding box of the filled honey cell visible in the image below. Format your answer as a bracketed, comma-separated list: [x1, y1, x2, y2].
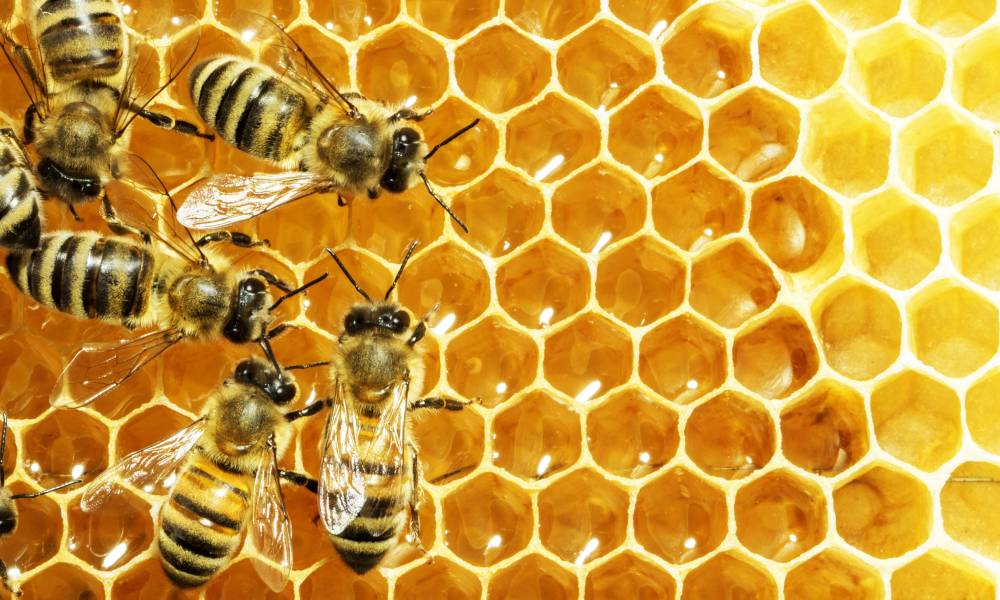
[587, 389, 679, 479]
[452, 169, 545, 257]
[849, 24, 946, 118]
[758, 2, 846, 99]
[356, 26, 448, 106]
[733, 309, 820, 400]
[20, 562, 104, 599]
[496, 239, 590, 329]
[306, 0, 398, 40]
[634, 467, 727, 563]
[908, 281, 999, 378]
[584, 552, 676, 600]
[909, 0, 996, 37]
[890, 550, 996, 600]
[813, 278, 901, 380]
[420, 99, 497, 188]
[299, 561, 388, 600]
[608, 0, 695, 35]
[680, 552, 777, 600]
[638, 314, 727, 405]
[411, 400, 485, 484]
[651, 162, 744, 253]
[784, 549, 885, 600]
[851, 189, 942, 290]
[0, 333, 65, 419]
[455, 25, 551, 114]
[871, 371, 962, 471]
[543, 313, 633, 403]
[708, 88, 800, 182]
[406, 0, 498, 39]
[22, 411, 109, 488]
[951, 196, 1000, 290]
[803, 93, 891, 197]
[780, 380, 870, 476]
[204, 558, 292, 600]
[506, 0, 598, 39]
[492, 390, 582, 481]
[66, 491, 153, 571]
[690, 241, 779, 328]
[942, 462, 1000, 562]
[833, 465, 932, 558]
[661, 3, 755, 98]
[734, 470, 827, 562]
[596, 236, 685, 327]
[506, 94, 601, 183]
[0, 481, 63, 579]
[445, 316, 538, 408]
[395, 242, 490, 331]
[538, 469, 628, 564]
[442, 472, 532, 566]
[608, 86, 703, 179]
[818, 0, 900, 29]
[552, 164, 647, 254]
[394, 559, 481, 600]
[685, 392, 776, 480]
[557, 20, 655, 110]
[486, 555, 577, 600]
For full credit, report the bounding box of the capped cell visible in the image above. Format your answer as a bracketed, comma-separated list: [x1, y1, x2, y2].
[733, 309, 820, 400]
[552, 164, 646, 254]
[661, 3, 755, 98]
[639, 314, 727, 405]
[891, 550, 996, 600]
[909, 280, 998, 377]
[544, 313, 633, 403]
[909, 0, 995, 37]
[852, 189, 941, 290]
[709, 88, 800, 182]
[538, 469, 628, 564]
[818, 0, 900, 29]
[813, 278, 901, 380]
[967, 369, 1000, 455]
[849, 24, 946, 117]
[952, 195, 1000, 290]
[955, 26, 1000, 121]
[442, 472, 532, 566]
[497, 239, 590, 329]
[652, 162, 744, 253]
[834, 465, 932, 558]
[634, 467, 727, 563]
[871, 371, 961, 472]
[781, 380, 869, 476]
[690, 241, 779, 328]
[455, 25, 551, 114]
[758, 2, 846, 99]
[942, 462, 1000, 562]
[558, 20, 655, 110]
[609, 86, 703, 180]
[506, 94, 601, 183]
[493, 390, 582, 481]
[804, 93, 891, 197]
[587, 389, 679, 478]
[686, 392, 776, 480]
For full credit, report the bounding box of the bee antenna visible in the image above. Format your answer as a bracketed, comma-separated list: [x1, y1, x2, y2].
[424, 118, 480, 160]
[419, 172, 468, 234]
[0, 412, 7, 488]
[259, 336, 284, 375]
[285, 360, 332, 371]
[269, 273, 329, 311]
[386, 240, 419, 301]
[11, 478, 84, 499]
[325, 248, 372, 302]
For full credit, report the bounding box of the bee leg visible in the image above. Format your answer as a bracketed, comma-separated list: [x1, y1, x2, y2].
[389, 108, 433, 123]
[0, 129, 30, 164]
[67, 203, 82, 222]
[127, 105, 215, 141]
[195, 231, 268, 249]
[266, 323, 299, 340]
[409, 397, 472, 412]
[284, 401, 325, 422]
[277, 469, 319, 495]
[100, 193, 151, 243]
[22, 106, 37, 145]
[407, 444, 430, 559]
[0, 558, 20, 597]
[337, 195, 346, 207]
[249, 269, 293, 293]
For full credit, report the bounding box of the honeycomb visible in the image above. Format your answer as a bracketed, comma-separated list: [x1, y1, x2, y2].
[3, 0, 1000, 597]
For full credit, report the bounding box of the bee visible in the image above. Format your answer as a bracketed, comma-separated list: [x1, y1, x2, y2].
[0, 413, 82, 596]
[0, 0, 212, 229]
[316, 240, 473, 573]
[81, 356, 327, 590]
[0, 128, 43, 250]
[176, 17, 478, 233]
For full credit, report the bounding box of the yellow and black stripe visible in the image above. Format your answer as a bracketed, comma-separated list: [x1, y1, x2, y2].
[35, 0, 125, 82]
[158, 450, 251, 587]
[0, 136, 42, 250]
[5, 232, 154, 323]
[189, 56, 310, 163]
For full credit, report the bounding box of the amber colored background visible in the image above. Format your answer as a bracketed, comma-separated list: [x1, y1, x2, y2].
[1, 0, 1000, 597]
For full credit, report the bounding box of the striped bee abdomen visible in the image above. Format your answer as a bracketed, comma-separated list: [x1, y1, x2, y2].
[35, 0, 126, 82]
[0, 135, 42, 250]
[189, 57, 310, 163]
[330, 488, 406, 574]
[5, 232, 154, 324]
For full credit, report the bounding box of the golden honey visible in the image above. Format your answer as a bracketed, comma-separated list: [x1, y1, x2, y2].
[1, 0, 999, 598]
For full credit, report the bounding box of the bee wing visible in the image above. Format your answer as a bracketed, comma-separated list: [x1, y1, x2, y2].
[51, 329, 183, 408]
[0, 22, 49, 119]
[81, 418, 206, 512]
[247, 440, 293, 593]
[177, 172, 334, 230]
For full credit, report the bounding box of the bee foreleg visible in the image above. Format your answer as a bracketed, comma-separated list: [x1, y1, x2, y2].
[276, 469, 319, 495]
[127, 104, 215, 141]
[409, 397, 472, 412]
[0, 558, 20, 597]
[195, 231, 269, 249]
[284, 401, 325, 422]
[407, 444, 428, 557]
[101, 193, 151, 243]
[249, 269, 293, 293]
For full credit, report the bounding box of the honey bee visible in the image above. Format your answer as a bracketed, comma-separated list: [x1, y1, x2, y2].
[81, 356, 327, 590]
[0, 128, 43, 250]
[316, 241, 473, 573]
[176, 17, 479, 233]
[0, 414, 82, 596]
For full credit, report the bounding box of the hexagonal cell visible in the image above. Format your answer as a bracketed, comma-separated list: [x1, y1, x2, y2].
[686, 392, 776, 480]
[814, 279, 901, 380]
[396, 242, 490, 332]
[349, 185, 445, 261]
[558, 20, 655, 110]
[493, 391, 581, 481]
[110, 557, 202, 600]
[357, 26, 447, 106]
[900, 107, 994, 206]
[849, 24, 945, 117]
[951, 196, 1000, 289]
[506, 94, 601, 183]
[785, 549, 885, 600]
[967, 370, 1000, 455]
[506, 0, 598, 39]
[455, 25, 551, 114]
[735, 470, 827, 562]
[955, 27, 1000, 121]
[0, 333, 63, 419]
[681, 553, 777, 600]
[538, 469, 628, 564]
[214, 0, 297, 27]
[585, 552, 676, 600]
[597, 236, 684, 327]
[394, 558, 482, 599]
[709, 88, 800, 182]
[452, 169, 544, 258]
[420, 99, 498, 188]
[910, 0, 995, 37]
[487, 554, 577, 600]
[23, 410, 109, 488]
[871, 371, 962, 472]
[734, 309, 820, 400]
[20, 562, 104, 599]
[852, 189, 941, 290]
[442, 472, 532, 566]
[638, 315, 727, 405]
[0, 481, 62, 577]
[552, 164, 646, 254]
[609, 0, 694, 35]
[652, 162, 744, 253]
[160, 341, 255, 413]
[299, 558, 388, 599]
[67, 490, 152, 570]
[203, 557, 291, 599]
[818, 0, 899, 29]
[804, 94, 891, 197]
[587, 389, 679, 478]
[781, 381, 869, 476]
[758, 2, 846, 98]
[661, 3, 754, 98]
[909, 281, 999, 377]
[942, 462, 1000, 561]
[407, 0, 498, 39]
[544, 313, 633, 403]
[690, 241, 779, 328]
[307, 0, 398, 40]
[609, 86, 703, 179]
[634, 467, 727, 563]
[497, 240, 590, 329]
[833, 465, 932, 558]
[412, 399, 485, 484]
[891, 550, 996, 600]
[749, 177, 844, 278]
[446, 316, 539, 408]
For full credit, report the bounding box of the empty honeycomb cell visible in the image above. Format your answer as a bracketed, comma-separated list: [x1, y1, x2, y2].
[909, 281, 999, 377]
[661, 3, 754, 98]
[551, 164, 646, 254]
[357, 26, 448, 106]
[442, 472, 532, 566]
[496, 239, 590, 329]
[406, 0, 497, 38]
[686, 392, 776, 480]
[543, 313, 633, 403]
[205, 558, 292, 600]
[651, 162, 744, 252]
[849, 24, 946, 117]
[909, 0, 995, 37]
[871, 370, 962, 471]
[608, 86, 703, 179]
[734, 470, 827, 562]
[634, 467, 727, 563]
[952, 196, 1000, 289]
[412, 400, 484, 484]
[833, 465, 932, 558]
[486, 554, 577, 600]
[780, 380, 869, 476]
[803, 94, 891, 197]
[506, 0, 598, 39]
[493, 390, 581, 481]
[110, 557, 201, 600]
[708, 88, 801, 182]
[506, 94, 601, 183]
[955, 28, 1000, 121]
[690, 241, 779, 328]
[942, 462, 1000, 561]
[758, 2, 846, 99]
[23, 410, 109, 488]
[638, 315, 727, 405]
[161, 340, 244, 413]
[452, 169, 545, 257]
[749, 177, 844, 277]
[0, 481, 62, 577]
[813, 279, 901, 380]
[67, 490, 152, 571]
[394, 558, 482, 600]
[0, 334, 62, 419]
[733, 309, 820, 400]
[305, 249, 391, 334]
[300, 561, 388, 600]
[784, 549, 885, 600]
[818, 0, 899, 29]
[584, 552, 676, 600]
[900, 107, 994, 207]
[538, 469, 629, 564]
[680, 552, 778, 600]
[587, 389, 679, 478]
[421, 99, 497, 188]
[20, 562, 104, 599]
[967, 370, 1000, 454]
[307, 0, 398, 41]
[890, 550, 996, 600]
[213, 0, 297, 27]
[596, 236, 685, 326]
[454, 25, 551, 114]
[395, 242, 490, 331]
[608, 0, 694, 35]
[557, 20, 655, 110]
[852, 189, 941, 290]
[445, 316, 538, 408]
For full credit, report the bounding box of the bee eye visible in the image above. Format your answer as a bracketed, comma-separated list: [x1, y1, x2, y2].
[272, 382, 296, 404]
[234, 360, 254, 382]
[345, 313, 365, 334]
[393, 311, 410, 332]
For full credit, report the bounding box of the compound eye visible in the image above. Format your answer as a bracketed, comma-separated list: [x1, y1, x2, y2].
[80, 180, 100, 197]
[393, 127, 420, 158]
[392, 310, 410, 332]
[234, 360, 255, 383]
[344, 313, 365, 335]
[272, 382, 297, 405]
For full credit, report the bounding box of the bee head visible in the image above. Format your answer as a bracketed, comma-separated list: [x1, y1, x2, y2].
[234, 358, 297, 405]
[224, 276, 272, 344]
[379, 127, 425, 194]
[344, 304, 411, 337]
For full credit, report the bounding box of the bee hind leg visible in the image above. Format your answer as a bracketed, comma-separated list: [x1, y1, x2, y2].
[101, 193, 151, 243]
[409, 397, 473, 411]
[127, 104, 214, 141]
[407, 444, 430, 560]
[277, 469, 318, 495]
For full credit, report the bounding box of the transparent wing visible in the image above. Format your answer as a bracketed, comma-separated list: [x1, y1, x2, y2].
[81, 418, 206, 512]
[51, 329, 183, 408]
[177, 172, 334, 230]
[247, 440, 292, 592]
[0, 23, 48, 119]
